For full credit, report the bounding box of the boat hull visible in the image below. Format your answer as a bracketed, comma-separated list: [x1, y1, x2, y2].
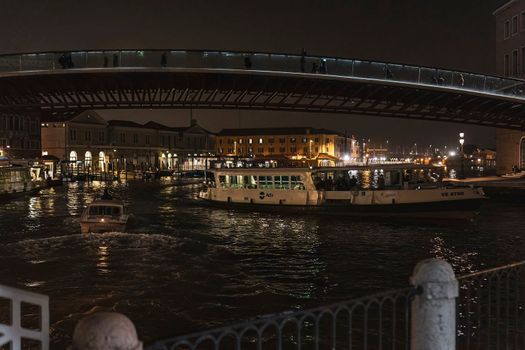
[196, 197, 485, 220]
[80, 221, 127, 235]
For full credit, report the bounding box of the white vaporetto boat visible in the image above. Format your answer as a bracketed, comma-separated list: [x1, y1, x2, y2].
[198, 165, 486, 218]
[80, 197, 129, 234]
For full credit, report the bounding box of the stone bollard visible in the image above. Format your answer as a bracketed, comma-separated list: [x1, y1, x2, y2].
[410, 258, 459, 350]
[69, 312, 143, 350]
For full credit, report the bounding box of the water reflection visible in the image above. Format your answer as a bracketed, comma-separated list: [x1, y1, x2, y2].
[97, 245, 110, 275]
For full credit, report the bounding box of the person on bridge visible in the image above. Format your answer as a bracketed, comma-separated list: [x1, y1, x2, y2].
[311, 62, 318, 73]
[300, 48, 307, 72]
[319, 59, 327, 74]
[244, 56, 252, 69]
[385, 67, 393, 80]
[438, 75, 445, 85]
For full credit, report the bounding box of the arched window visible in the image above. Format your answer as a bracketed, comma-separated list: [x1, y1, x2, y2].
[69, 151, 77, 162]
[519, 137, 525, 169]
[99, 151, 105, 171]
[85, 151, 92, 167]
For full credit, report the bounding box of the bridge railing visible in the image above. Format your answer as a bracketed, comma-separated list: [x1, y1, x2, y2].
[0, 49, 524, 100]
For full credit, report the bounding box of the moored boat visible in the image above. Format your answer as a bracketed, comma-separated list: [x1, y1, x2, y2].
[80, 196, 129, 234]
[198, 164, 486, 218]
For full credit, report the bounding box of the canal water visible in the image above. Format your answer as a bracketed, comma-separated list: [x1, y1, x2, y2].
[0, 181, 523, 348]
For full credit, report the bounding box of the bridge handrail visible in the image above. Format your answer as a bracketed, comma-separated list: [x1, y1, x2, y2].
[0, 49, 524, 100]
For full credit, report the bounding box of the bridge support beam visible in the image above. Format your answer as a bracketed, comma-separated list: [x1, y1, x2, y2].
[496, 128, 525, 175]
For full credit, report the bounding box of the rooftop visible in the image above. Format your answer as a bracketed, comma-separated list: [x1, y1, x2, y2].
[217, 127, 348, 137]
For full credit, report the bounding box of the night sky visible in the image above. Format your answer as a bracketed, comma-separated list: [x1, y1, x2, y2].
[0, 0, 508, 149]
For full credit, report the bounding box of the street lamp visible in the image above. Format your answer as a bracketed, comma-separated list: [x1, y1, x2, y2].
[459, 132, 465, 154]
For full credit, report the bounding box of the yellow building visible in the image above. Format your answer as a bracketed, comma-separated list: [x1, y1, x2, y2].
[216, 127, 358, 165]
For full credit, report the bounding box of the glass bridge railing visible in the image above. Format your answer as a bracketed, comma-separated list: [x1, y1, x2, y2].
[0, 49, 523, 100]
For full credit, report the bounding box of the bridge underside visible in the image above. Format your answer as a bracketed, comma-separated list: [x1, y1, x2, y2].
[1, 70, 525, 130]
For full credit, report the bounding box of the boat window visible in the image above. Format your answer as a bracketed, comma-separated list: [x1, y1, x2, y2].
[243, 175, 257, 189]
[89, 206, 121, 216]
[258, 175, 273, 189]
[274, 175, 290, 190]
[291, 175, 305, 190]
[218, 175, 226, 188]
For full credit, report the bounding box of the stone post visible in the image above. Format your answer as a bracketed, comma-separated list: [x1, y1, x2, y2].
[410, 258, 458, 350]
[69, 312, 142, 350]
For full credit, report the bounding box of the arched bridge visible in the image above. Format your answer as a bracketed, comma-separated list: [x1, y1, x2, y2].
[1, 49, 525, 129]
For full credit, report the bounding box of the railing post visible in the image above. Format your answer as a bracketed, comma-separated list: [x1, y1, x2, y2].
[410, 258, 458, 350]
[69, 312, 143, 350]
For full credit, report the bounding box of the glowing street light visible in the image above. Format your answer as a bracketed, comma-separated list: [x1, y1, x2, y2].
[459, 132, 465, 154]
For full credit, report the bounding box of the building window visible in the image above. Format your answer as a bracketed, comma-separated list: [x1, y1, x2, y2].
[257, 147, 264, 153]
[133, 134, 138, 144]
[146, 135, 150, 145]
[268, 138, 275, 144]
[513, 15, 519, 35]
[69, 150, 77, 162]
[279, 147, 286, 153]
[290, 147, 297, 153]
[119, 133, 126, 143]
[521, 47, 525, 74]
[70, 129, 76, 141]
[279, 137, 285, 144]
[248, 138, 253, 144]
[315, 137, 319, 142]
[258, 138, 263, 144]
[268, 147, 275, 153]
[301, 137, 307, 143]
[290, 137, 296, 143]
[238, 138, 243, 144]
[505, 54, 510, 76]
[303, 146, 308, 153]
[522, 12, 525, 31]
[85, 151, 92, 167]
[219, 139, 223, 145]
[505, 20, 511, 38]
[513, 50, 519, 76]
[85, 130, 91, 141]
[99, 132, 104, 142]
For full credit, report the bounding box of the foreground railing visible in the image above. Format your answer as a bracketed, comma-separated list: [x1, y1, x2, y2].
[3, 258, 525, 349]
[457, 261, 525, 350]
[147, 287, 417, 350]
[0, 49, 524, 101]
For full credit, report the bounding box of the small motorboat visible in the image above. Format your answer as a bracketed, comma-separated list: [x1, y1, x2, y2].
[80, 192, 129, 234]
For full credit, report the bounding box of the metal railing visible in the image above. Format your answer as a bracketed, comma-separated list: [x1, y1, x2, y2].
[147, 287, 419, 350]
[0, 49, 524, 101]
[0, 284, 49, 350]
[457, 261, 525, 350]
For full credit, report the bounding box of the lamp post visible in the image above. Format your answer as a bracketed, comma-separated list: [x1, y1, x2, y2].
[459, 132, 465, 179]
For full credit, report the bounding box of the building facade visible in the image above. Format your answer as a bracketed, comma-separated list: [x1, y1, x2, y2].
[41, 110, 215, 175]
[0, 112, 41, 159]
[494, 0, 525, 173]
[215, 127, 358, 166]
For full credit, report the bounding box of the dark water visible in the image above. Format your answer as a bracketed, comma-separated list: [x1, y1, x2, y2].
[0, 181, 524, 348]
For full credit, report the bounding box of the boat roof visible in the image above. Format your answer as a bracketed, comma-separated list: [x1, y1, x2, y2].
[212, 164, 442, 174]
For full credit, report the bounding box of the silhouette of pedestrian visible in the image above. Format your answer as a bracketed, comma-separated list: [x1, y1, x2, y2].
[58, 54, 67, 69]
[432, 76, 438, 85]
[113, 53, 119, 67]
[438, 75, 445, 85]
[244, 56, 252, 69]
[319, 58, 327, 74]
[385, 66, 393, 80]
[311, 62, 318, 73]
[459, 73, 465, 87]
[300, 48, 307, 72]
[161, 52, 167, 67]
